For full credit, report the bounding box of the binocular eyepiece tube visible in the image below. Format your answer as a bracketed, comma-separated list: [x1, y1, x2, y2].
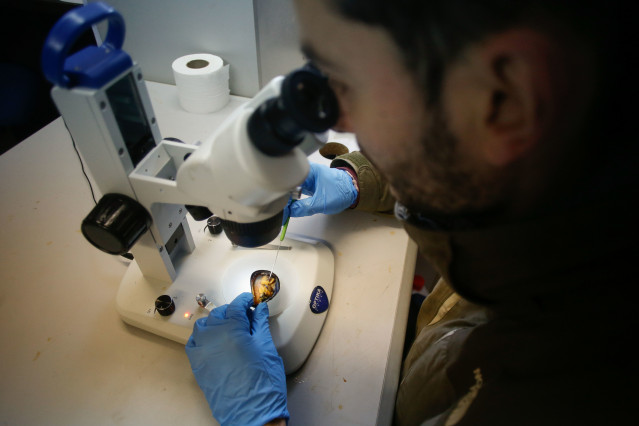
[248, 66, 339, 157]
[219, 66, 339, 248]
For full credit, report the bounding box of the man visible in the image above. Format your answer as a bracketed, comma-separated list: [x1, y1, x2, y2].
[185, 0, 637, 424]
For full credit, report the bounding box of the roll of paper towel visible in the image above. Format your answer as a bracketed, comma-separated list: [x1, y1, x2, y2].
[172, 53, 230, 114]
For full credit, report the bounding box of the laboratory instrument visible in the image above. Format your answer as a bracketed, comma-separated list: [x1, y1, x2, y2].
[41, 2, 337, 374]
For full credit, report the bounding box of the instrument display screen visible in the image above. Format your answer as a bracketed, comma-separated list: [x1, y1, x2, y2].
[106, 72, 155, 166]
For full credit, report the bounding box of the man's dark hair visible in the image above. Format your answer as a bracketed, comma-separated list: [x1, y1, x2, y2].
[329, 0, 625, 106]
[329, 0, 634, 195]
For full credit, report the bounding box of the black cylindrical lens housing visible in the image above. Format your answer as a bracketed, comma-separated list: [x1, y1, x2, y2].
[220, 211, 283, 248]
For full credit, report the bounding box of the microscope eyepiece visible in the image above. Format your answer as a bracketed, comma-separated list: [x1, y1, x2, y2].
[248, 67, 338, 156]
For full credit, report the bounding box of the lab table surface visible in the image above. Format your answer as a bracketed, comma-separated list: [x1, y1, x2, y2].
[0, 81, 417, 425]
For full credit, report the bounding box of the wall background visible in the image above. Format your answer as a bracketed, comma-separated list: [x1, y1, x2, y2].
[0, 0, 95, 154]
[0, 0, 304, 154]
[253, 0, 306, 88]
[89, 0, 305, 97]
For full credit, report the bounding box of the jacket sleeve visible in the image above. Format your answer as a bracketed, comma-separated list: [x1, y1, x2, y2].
[395, 278, 490, 425]
[330, 151, 396, 213]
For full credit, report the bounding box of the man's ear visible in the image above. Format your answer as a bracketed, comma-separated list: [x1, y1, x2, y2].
[477, 30, 555, 167]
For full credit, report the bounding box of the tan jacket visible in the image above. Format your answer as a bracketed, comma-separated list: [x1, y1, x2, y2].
[331, 151, 638, 425]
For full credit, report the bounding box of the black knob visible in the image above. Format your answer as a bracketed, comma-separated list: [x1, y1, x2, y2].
[81, 193, 152, 255]
[155, 295, 175, 316]
[207, 215, 223, 234]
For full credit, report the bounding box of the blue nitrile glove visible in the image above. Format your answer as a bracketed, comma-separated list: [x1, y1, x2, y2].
[185, 292, 289, 426]
[286, 163, 358, 219]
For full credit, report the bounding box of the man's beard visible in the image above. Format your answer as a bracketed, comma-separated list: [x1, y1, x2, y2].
[369, 105, 509, 220]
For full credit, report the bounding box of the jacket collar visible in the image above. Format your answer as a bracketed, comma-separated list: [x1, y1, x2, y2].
[397, 191, 638, 315]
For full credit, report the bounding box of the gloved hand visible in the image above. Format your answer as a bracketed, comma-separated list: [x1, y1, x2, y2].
[286, 163, 358, 219]
[185, 292, 289, 426]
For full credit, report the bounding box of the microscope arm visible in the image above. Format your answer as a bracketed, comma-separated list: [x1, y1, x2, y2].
[42, 2, 337, 283]
[128, 75, 311, 226]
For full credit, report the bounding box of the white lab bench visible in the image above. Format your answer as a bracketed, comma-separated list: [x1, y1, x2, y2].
[0, 81, 417, 425]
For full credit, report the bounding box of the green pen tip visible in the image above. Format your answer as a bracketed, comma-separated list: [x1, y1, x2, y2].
[280, 217, 290, 241]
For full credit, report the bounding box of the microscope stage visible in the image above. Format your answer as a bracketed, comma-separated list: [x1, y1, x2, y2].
[116, 228, 334, 374]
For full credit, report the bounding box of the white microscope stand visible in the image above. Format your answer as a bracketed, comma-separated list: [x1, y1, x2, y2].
[116, 220, 334, 375]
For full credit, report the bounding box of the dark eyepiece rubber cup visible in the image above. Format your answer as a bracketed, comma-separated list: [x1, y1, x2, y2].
[248, 68, 338, 156]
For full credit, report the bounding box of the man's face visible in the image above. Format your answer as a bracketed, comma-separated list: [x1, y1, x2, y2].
[294, 0, 506, 215]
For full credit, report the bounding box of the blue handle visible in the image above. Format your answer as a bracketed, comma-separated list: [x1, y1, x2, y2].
[42, 2, 132, 89]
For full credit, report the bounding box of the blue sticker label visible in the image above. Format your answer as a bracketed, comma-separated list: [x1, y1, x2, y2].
[309, 286, 329, 314]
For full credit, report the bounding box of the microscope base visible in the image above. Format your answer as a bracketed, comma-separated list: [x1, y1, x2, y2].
[115, 229, 334, 375]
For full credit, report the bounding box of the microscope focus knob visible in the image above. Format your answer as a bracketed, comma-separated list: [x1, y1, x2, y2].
[81, 193, 152, 255]
[207, 215, 223, 235]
